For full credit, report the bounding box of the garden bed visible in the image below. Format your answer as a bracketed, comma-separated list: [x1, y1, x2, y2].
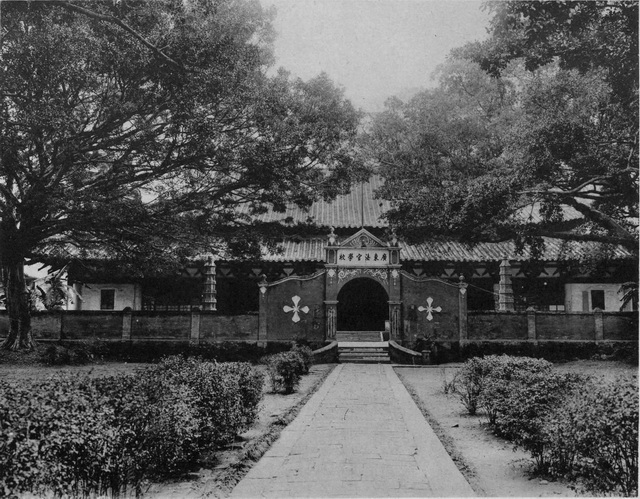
[396, 359, 637, 497]
[0, 356, 334, 498]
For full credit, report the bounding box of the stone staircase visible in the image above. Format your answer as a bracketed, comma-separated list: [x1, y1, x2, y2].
[336, 331, 390, 364]
[336, 331, 383, 342]
[338, 344, 390, 364]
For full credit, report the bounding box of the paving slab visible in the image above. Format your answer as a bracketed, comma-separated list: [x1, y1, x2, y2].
[231, 364, 475, 498]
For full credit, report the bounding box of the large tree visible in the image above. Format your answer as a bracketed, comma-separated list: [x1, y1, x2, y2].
[0, 0, 364, 350]
[365, 1, 638, 255]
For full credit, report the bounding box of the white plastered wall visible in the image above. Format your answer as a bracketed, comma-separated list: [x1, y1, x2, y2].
[564, 283, 631, 312]
[69, 283, 142, 311]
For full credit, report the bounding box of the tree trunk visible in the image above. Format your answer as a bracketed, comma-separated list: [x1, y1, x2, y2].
[1, 261, 34, 351]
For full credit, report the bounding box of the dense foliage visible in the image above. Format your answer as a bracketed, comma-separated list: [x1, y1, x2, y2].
[364, 1, 638, 258]
[453, 355, 638, 496]
[262, 350, 307, 394]
[0, 357, 264, 497]
[0, 0, 365, 350]
[545, 377, 638, 496]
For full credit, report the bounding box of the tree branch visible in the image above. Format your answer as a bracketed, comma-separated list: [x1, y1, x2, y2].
[536, 229, 637, 250]
[50, 1, 184, 71]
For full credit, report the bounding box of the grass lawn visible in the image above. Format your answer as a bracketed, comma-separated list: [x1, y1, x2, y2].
[396, 359, 638, 497]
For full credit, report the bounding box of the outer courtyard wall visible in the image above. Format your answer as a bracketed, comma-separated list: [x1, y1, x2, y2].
[0, 311, 258, 342]
[0, 310, 636, 351]
[603, 312, 638, 340]
[467, 310, 638, 341]
[467, 312, 529, 340]
[200, 313, 258, 342]
[261, 272, 326, 342]
[130, 312, 191, 339]
[400, 275, 461, 344]
[535, 312, 596, 340]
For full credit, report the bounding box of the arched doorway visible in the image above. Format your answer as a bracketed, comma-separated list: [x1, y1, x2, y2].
[337, 278, 389, 331]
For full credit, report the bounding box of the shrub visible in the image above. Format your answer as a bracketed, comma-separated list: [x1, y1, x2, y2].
[0, 375, 125, 498]
[455, 355, 552, 416]
[39, 342, 94, 366]
[90, 340, 292, 363]
[483, 370, 585, 470]
[263, 351, 306, 394]
[478, 356, 552, 424]
[544, 376, 638, 496]
[94, 369, 201, 484]
[454, 356, 501, 415]
[0, 357, 264, 498]
[291, 344, 314, 374]
[139, 357, 264, 450]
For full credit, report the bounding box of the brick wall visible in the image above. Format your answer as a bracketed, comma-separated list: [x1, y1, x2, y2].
[0, 310, 258, 343]
[468, 310, 637, 342]
[1, 308, 636, 344]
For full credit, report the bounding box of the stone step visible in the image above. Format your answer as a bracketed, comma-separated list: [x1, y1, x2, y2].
[339, 347, 388, 353]
[338, 344, 391, 364]
[338, 355, 391, 364]
[336, 331, 383, 342]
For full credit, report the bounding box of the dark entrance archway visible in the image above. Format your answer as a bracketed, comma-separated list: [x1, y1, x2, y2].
[337, 278, 389, 331]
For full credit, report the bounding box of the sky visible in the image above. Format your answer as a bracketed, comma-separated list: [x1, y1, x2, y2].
[260, 0, 491, 111]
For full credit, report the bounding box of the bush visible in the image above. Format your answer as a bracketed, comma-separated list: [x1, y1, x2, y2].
[485, 370, 584, 469]
[263, 351, 306, 394]
[544, 377, 638, 496]
[0, 375, 126, 497]
[0, 357, 264, 498]
[135, 357, 264, 450]
[94, 369, 202, 483]
[91, 340, 293, 363]
[454, 355, 552, 416]
[478, 356, 552, 424]
[291, 344, 314, 374]
[39, 342, 94, 366]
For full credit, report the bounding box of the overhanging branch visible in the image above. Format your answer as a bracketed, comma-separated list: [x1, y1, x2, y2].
[50, 1, 184, 71]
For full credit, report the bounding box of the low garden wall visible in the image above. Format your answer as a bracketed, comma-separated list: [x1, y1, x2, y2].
[1, 309, 637, 355]
[0, 310, 259, 343]
[467, 309, 637, 342]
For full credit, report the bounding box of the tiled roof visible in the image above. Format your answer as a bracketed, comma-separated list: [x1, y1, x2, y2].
[240, 176, 586, 228]
[262, 237, 633, 263]
[238, 175, 631, 262]
[239, 176, 391, 228]
[401, 238, 633, 262]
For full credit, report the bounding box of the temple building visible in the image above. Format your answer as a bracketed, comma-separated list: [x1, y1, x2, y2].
[60, 175, 635, 345]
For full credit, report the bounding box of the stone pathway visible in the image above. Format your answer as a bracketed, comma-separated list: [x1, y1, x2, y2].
[231, 364, 475, 497]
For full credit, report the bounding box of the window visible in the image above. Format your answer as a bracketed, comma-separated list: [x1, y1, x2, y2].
[100, 289, 115, 310]
[591, 290, 605, 310]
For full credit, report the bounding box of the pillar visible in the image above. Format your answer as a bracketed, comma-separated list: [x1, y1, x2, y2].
[526, 307, 537, 340]
[257, 275, 268, 345]
[324, 300, 338, 340]
[389, 301, 402, 342]
[459, 276, 468, 340]
[190, 308, 201, 345]
[122, 307, 132, 341]
[594, 308, 604, 341]
[498, 259, 515, 311]
[202, 256, 217, 311]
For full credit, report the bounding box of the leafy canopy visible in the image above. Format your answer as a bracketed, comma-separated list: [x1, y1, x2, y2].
[0, 0, 365, 275]
[364, 1, 638, 255]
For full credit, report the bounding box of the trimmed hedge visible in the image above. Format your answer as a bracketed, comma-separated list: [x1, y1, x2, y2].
[0, 357, 264, 497]
[544, 377, 638, 496]
[455, 355, 638, 496]
[456, 341, 638, 364]
[262, 351, 306, 394]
